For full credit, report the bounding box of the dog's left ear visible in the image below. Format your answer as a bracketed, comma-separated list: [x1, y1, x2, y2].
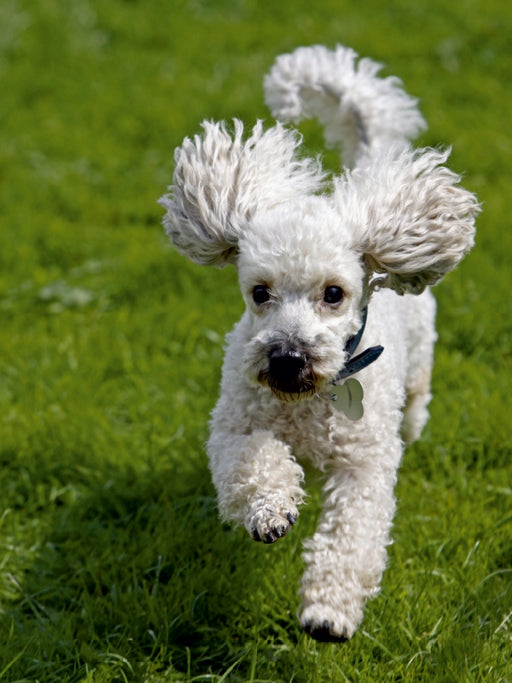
[335, 147, 480, 294]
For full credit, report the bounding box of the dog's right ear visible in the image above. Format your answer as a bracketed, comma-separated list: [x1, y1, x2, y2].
[159, 119, 324, 267]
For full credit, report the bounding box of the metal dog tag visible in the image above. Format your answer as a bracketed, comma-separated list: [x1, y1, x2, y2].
[331, 378, 364, 421]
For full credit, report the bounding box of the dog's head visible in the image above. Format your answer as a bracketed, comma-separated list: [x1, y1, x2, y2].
[160, 120, 478, 401]
[236, 199, 365, 399]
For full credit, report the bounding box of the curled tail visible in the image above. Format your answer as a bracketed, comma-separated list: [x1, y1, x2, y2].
[264, 45, 427, 169]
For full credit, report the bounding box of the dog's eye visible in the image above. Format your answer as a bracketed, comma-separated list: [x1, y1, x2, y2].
[324, 286, 344, 305]
[252, 285, 271, 305]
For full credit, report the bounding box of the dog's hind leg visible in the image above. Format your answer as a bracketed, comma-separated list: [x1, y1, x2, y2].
[402, 365, 434, 444]
[401, 291, 437, 444]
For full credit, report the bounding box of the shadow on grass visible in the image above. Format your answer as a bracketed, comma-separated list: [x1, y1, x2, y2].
[2, 447, 307, 681]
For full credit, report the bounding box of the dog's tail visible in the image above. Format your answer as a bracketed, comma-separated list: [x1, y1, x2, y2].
[264, 45, 427, 169]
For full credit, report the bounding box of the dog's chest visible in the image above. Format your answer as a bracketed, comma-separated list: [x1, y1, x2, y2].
[251, 391, 360, 467]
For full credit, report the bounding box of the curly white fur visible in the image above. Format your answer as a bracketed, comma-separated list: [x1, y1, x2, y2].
[264, 44, 427, 167]
[160, 45, 479, 642]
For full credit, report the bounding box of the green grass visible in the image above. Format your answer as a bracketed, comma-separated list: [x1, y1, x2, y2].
[1, 0, 511, 680]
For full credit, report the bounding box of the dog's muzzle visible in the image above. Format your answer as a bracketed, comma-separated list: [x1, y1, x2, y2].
[261, 346, 316, 399]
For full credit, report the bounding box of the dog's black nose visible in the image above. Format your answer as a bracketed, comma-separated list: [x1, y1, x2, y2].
[268, 348, 307, 384]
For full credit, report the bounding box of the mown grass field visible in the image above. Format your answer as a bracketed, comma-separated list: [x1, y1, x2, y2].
[1, 0, 511, 681]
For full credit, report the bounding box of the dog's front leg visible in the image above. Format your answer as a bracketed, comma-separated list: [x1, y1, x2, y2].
[208, 428, 305, 544]
[299, 445, 400, 641]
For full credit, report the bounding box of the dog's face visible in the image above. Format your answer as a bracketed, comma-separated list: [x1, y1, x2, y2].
[237, 199, 365, 401]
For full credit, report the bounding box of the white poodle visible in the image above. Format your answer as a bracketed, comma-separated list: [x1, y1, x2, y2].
[159, 45, 479, 642]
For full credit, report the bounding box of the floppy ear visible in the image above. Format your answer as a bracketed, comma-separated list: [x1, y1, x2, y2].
[159, 119, 324, 267]
[334, 147, 479, 294]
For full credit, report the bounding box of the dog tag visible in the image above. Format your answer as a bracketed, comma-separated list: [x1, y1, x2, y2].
[331, 378, 364, 421]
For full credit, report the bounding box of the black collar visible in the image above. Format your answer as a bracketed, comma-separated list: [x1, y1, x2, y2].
[333, 306, 384, 383]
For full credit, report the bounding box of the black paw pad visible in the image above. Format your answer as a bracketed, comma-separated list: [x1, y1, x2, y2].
[286, 512, 298, 526]
[251, 514, 297, 544]
[303, 619, 350, 643]
[262, 525, 288, 543]
[251, 528, 262, 542]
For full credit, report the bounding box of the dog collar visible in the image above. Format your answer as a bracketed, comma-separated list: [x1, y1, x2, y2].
[323, 306, 384, 420]
[334, 306, 384, 382]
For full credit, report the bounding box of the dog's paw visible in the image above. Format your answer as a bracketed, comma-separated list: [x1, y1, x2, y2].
[247, 506, 298, 544]
[300, 605, 356, 643]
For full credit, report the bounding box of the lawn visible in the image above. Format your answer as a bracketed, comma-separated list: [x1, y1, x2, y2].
[0, 0, 511, 681]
